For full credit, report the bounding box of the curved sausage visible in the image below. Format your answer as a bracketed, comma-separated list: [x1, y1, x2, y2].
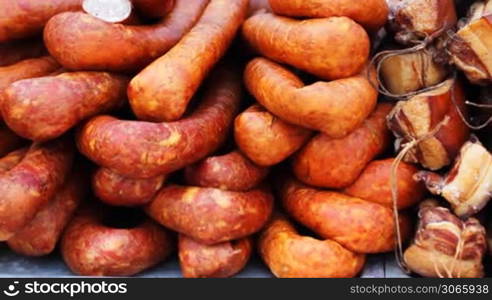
[279, 177, 410, 253]
[93, 167, 165, 207]
[44, 0, 209, 72]
[0, 139, 73, 240]
[77, 65, 241, 178]
[292, 103, 392, 189]
[0, 56, 60, 92]
[268, 0, 389, 31]
[0, 39, 46, 67]
[128, 0, 248, 122]
[2, 72, 128, 142]
[234, 104, 312, 166]
[179, 234, 252, 278]
[344, 158, 426, 210]
[244, 58, 377, 138]
[184, 150, 268, 191]
[0, 0, 82, 42]
[242, 13, 369, 80]
[145, 185, 273, 245]
[61, 205, 173, 276]
[7, 174, 85, 256]
[259, 215, 365, 278]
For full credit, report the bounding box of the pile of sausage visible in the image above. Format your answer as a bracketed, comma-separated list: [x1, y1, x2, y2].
[0, 0, 491, 278]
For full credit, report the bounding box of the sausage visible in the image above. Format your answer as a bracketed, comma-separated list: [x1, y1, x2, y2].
[292, 103, 392, 189]
[0, 56, 60, 92]
[415, 138, 492, 218]
[2, 72, 129, 142]
[259, 214, 365, 278]
[0, 39, 46, 67]
[0, 123, 25, 157]
[0, 148, 27, 172]
[234, 104, 312, 166]
[268, 0, 389, 31]
[244, 58, 377, 138]
[179, 234, 252, 278]
[61, 205, 173, 276]
[344, 158, 426, 210]
[93, 167, 165, 207]
[44, 0, 209, 72]
[128, 0, 248, 122]
[184, 150, 268, 192]
[7, 173, 85, 256]
[388, 0, 457, 45]
[387, 78, 469, 170]
[242, 13, 369, 80]
[132, 0, 175, 19]
[279, 177, 410, 253]
[77, 65, 241, 179]
[0, 0, 82, 42]
[0, 139, 73, 240]
[404, 200, 486, 278]
[145, 185, 273, 245]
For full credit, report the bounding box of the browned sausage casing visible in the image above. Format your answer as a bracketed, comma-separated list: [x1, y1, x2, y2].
[344, 158, 426, 210]
[179, 234, 252, 278]
[77, 66, 241, 178]
[0, 139, 73, 240]
[93, 168, 165, 206]
[2, 72, 128, 142]
[146, 185, 273, 245]
[0, 148, 28, 172]
[0, 56, 60, 92]
[234, 104, 312, 166]
[7, 174, 85, 256]
[0, 0, 82, 42]
[244, 58, 377, 138]
[279, 177, 410, 253]
[132, 0, 175, 19]
[243, 13, 369, 80]
[0, 39, 46, 67]
[259, 215, 365, 278]
[44, 0, 209, 72]
[128, 0, 248, 122]
[62, 206, 173, 276]
[0, 123, 24, 157]
[185, 150, 268, 191]
[269, 0, 389, 31]
[293, 103, 392, 189]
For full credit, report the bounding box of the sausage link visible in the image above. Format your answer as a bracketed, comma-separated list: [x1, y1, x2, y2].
[0, 56, 60, 92]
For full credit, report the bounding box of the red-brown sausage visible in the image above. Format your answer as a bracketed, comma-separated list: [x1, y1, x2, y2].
[268, 0, 389, 31]
[2, 72, 128, 142]
[77, 65, 241, 178]
[0, 56, 60, 92]
[0, 0, 82, 42]
[44, 0, 209, 72]
[128, 0, 248, 122]
[242, 13, 369, 80]
[0, 39, 46, 67]
[132, 0, 175, 19]
[93, 168, 165, 206]
[292, 103, 392, 189]
[344, 158, 426, 210]
[259, 215, 365, 278]
[0, 148, 27, 172]
[145, 185, 273, 245]
[7, 174, 85, 256]
[234, 104, 312, 166]
[184, 150, 268, 191]
[244, 58, 377, 138]
[0, 139, 73, 240]
[62, 205, 173, 276]
[179, 234, 252, 278]
[0, 123, 24, 157]
[279, 177, 410, 253]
